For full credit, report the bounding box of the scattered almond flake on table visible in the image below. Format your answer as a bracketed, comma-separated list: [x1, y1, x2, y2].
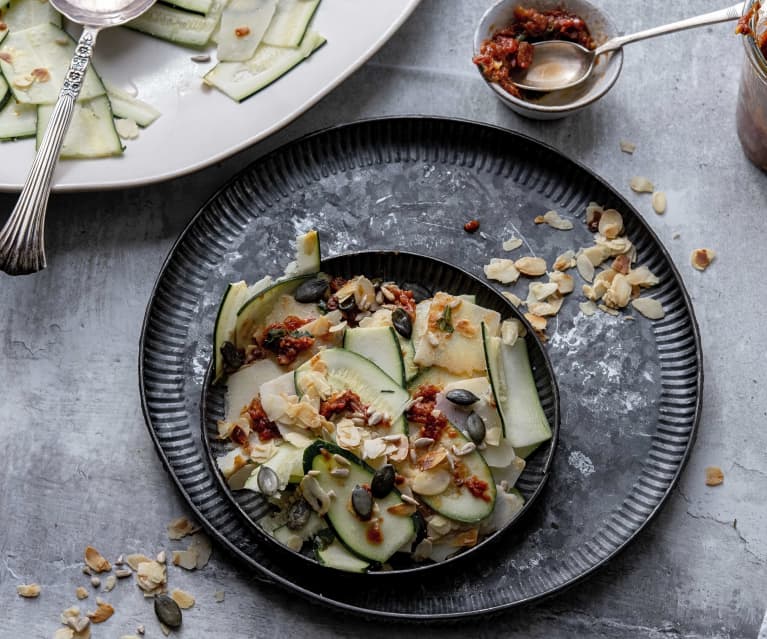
[549, 271, 574, 294]
[75, 586, 89, 600]
[502, 237, 523, 251]
[576, 253, 595, 283]
[172, 550, 198, 571]
[629, 176, 654, 193]
[170, 589, 196, 609]
[167, 516, 201, 540]
[189, 533, 213, 569]
[619, 140, 636, 154]
[54, 628, 75, 639]
[705, 466, 724, 486]
[501, 291, 522, 307]
[483, 258, 520, 284]
[136, 560, 167, 595]
[553, 249, 576, 271]
[651, 191, 667, 214]
[84, 546, 111, 573]
[16, 583, 41, 597]
[87, 598, 114, 623]
[540, 210, 573, 230]
[598, 303, 619, 316]
[579, 300, 597, 316]
[631, 297, 665, 319]
[514, 256, 547, 277]
[691, 248, 715, 271]
[126, 554, 152, 571]
[214, 590, 225, 603]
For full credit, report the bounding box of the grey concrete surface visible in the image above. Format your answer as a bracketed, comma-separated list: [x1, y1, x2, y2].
[2, 1, 766, 637]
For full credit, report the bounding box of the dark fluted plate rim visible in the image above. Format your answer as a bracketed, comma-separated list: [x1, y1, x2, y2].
[200, 248, 561, 576]
[138, 116, 702, 620]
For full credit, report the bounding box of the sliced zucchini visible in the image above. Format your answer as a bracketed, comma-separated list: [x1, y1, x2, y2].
[217, 0, 276, 62]
[224, 358, 284, 421]
[399, 334, 419, 383]
[0, 98, 36, 140]
[159, 0, 213, 15]
[103, 80, 161, 128]
[294, 348, 410, 433]
[262, 0, 319, 47]
[315, 537, 370, 573]
[243, 442, 305, 493]
[343, 326, 405, 387]
[410, 423, 496, 523]
[37, 95, 123, 159]
[1, 0, 62, 30]
[407, 366, 467, 393]
[0, 24, 106, 104]
[214, 280, 248, 382]
[484, 321, 552, 450]
[234, 274, 313, 349]
[302, 440, 416, 564]
[0, 75, 9, 112]
[273, 511, 325, 546]
[413, 292, 501, 376]
[127, 0, 226, 47]
[203, 29, 325, 102]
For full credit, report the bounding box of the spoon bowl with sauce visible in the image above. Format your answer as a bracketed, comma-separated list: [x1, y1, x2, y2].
[511, 2, 746, 93]
[0, 0, 156, 275]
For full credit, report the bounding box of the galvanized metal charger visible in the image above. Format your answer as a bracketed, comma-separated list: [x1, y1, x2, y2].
[139, 117, 702, 619]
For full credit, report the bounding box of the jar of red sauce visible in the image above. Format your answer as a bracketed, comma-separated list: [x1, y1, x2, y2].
[736, 1, 767, 172]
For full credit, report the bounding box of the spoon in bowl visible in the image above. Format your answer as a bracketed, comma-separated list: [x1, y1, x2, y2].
[0, 0, 156, 276]
[511, 2, 745, 93]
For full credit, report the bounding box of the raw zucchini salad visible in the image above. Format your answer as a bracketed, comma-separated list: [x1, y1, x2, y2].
[212, 232, 553, 572]
[0, 0, 324, 156]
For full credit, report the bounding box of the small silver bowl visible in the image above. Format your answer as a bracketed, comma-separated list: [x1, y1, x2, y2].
[473, 0, 624, 119]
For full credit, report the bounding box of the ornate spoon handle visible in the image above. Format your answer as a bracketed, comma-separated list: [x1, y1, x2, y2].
[0, 26, 99, 276]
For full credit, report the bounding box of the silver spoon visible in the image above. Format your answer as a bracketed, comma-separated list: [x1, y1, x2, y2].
[511, 2, 745, 93]
[0, 0, 155, 276]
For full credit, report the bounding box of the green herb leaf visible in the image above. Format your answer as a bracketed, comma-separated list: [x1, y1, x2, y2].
[436, 306, 454, 333]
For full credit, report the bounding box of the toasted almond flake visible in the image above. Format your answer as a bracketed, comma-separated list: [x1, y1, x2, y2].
[60, 606, 81, 626]
[387, 502, 417, 516]
[55, 629, 75, 639]
[412, 468, 451, 495]
[418, 447, 448, 470]
[76, 586, 89, 600]
[598, 303, 619, 316]
[136, 560, 167, 593]
[612, 254, 630, 275]
[576, 253, 595, 282]
[170, 588, 196, 609]
[172, 550, 198, 571]
[103, 575, 116, 592]
[629, 176, 654, 193]
[533, 215, 545, 224]
[583, 244, 610, 266]
[214, 591, 225, 603]
[126, 554, 152, 571]
[86, 600, 114, 623]
[585, 202, 604, 230]
[579, 301, 597, 316]
[501, 318, 525, 346]
[84, 546, 111, 573]
[548, 271, 574, 294]
[115, 118, 139, 140]
[167, 516, 200, 540]
[619, 140, 636, 154]
[691, 248, 715, 271]
[625, 265, 659, 287]
[530, 282, 558, 301]
[524, 313, 547, 333]
[527, 297, 564, 317]
[16, 583, 41, 598]
[597, 209, 624, 240]
[651, 191, 667, 214]
[502, 237, 523, 251]
[483, 258, 520, 284]
[542, 210, 573, 230]
[705, 466, 724, 486]
[515, 256, 547, 277]
[553, 249, 576, 271]
[501, 291, 522, 307]
[12, 74, 33, 88]
[631, 297, 665, 320]
[603, 274, 632, 309]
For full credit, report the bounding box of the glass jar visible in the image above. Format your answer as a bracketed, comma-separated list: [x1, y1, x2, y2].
[736, 2, 767, 172]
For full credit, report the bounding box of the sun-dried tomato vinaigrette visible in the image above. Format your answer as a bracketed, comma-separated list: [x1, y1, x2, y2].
[453, 459, 492, 502]
[247, 398, 281, 442]
[259, 315, 315, 366]
[406, 384, 449, 442]
[320, 390, 366, 420]
[473, 5, 595, 98]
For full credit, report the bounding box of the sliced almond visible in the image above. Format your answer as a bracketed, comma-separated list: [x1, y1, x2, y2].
[387, 502, 417, 516]
[136, 560, 167, 592]
[16, 583, 41, 598]
[691, 248, 715, 271]
[576, 253, 595, 283]
[631, 297, 665, 320]
[582, 244, 609, 266]
[619, 140, 636, 154]
[125, 553, 152, 571]
[418, 447, 448, 470]
[170, 588, 196, 609]
[553, 249, 576, 271]
[548, 271, 574, 294]
[542, 209, 573, 230]
[54, 629, 75, 639]
[514, 256, 547, 277]
[483, 258, 520, 284]
[84, 546, 111, 573]
[626, 265, 659, 287]
[524, 313, 547, 333]
[501, 291, 522, 307]
[603, 274, 632, 309]
[530, 282, 559, 301]
[651, 191, 667, 214]
[76, 586, 89, 600]
[167, 516, 200, 540]
[527, 297, 564, 317]
[579, 300, 597, 316]
[501, 318, 525, 346]
[597, 209, 624, 240]
[705, 466, 724, 486]
[598, 303, 619, 316]
[86, 600, 114, 623]
[630, 176, 654, 193]
[412, 468, 451, 496]
[502, 237, 523, 251]
[612, 254, 630, 275]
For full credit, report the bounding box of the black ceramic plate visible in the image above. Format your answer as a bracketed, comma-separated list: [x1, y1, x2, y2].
[139, 117, 702, 619]
[201, 250, 560, 574]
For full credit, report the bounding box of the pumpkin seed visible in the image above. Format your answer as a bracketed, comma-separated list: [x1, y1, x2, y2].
[401, 281, 431, 303]
[466, 411, 486, 445]
[391, 308, 412, 339]
[370, 464, 395, 498]
[294, 278, 329, 303]
[351, 485, 373, 521]
[445, 388, 479, 406]
[286, 498, 312, 530]
[256, 466, 279, 496]
[154, 595, 182, 628]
